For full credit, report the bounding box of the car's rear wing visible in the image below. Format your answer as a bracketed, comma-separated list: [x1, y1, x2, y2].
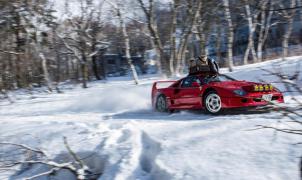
[151, 80, 176, 99]
[152, 80, 176, 89]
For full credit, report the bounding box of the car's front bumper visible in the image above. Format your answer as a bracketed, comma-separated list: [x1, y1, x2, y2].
[221, 92, 284, 108]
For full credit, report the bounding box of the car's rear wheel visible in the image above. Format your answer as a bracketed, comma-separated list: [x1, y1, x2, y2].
[156, 95, 168, 112]
[204, 91, 222, 114]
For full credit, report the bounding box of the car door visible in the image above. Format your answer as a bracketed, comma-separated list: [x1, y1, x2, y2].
[173, 76, 202, 108]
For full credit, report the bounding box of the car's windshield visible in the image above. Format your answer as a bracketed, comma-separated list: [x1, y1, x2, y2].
[202, 74, 236, 84]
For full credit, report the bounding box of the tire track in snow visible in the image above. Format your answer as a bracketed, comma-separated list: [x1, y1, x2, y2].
[98, 122, 172, 180]
[100, 122, 141, 180]
[138, 132, 172, 180]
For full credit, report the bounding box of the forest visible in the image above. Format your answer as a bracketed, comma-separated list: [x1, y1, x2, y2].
[0, 0, 300, 90]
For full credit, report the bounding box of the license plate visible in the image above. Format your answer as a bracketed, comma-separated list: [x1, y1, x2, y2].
[262, 94, 273, 101]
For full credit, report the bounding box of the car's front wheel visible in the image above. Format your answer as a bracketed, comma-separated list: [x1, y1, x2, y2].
[204, 91, 222, 114]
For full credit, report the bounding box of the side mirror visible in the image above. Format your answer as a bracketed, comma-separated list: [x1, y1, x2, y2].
[192, 82, 200, 87]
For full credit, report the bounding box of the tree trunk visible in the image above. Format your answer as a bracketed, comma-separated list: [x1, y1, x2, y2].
[257, 5, 266, 62]
[175, 1, 202, 74]
[199, 30, 207, 55]
[223, 0, 234, 71]
[81, 62, 88, 88]
[298, 0, 302, 18]
[169, 0, 179, 75]
[14, 26, 23, 88]
[98, 55, 106, 79]
[92, 56, 101, 80]
[117, 10, 139, 84]
[66, 56, 71, 80]
[216, 25, 222, 63]
[195, 22, 207, 56]
[148, 18, 167, 75]
[52, 29, 61, 92]
[137, 0, 175, 75]
[282, 0, 296, 60]
[137, 0, 167, 76]
[262, 10, 273, 60]
[179, 43, 188, 73]
[243, 4, 257, 65]
[257, 1, 273, 61]
[91, 41, 101, 80]
[39, 52, 53, 91]
[81, 51, 88, 88]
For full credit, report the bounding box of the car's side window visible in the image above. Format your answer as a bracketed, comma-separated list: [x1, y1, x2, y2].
[180, 76, 201, 88]
[180, 78, 190, 88]
[195, 78, 202, 85]
[202, 75, 220, 84]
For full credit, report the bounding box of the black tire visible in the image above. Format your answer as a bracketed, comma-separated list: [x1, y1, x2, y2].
[156, 95, 169, 112]
[203, 91, 223, 115]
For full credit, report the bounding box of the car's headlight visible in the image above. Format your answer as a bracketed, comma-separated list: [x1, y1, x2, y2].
[233, 89, 247, 96]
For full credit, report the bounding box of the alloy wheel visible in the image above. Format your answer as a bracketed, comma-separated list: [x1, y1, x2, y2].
[205, 93, 222, 113]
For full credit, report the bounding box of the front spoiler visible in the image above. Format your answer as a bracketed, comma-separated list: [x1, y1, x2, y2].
[221, 94, 284, 108]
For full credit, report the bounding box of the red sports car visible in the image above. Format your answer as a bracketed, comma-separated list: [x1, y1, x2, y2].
[151, 73, 284, 114]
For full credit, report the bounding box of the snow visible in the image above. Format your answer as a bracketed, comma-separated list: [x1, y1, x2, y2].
[0, 57, 301, 180]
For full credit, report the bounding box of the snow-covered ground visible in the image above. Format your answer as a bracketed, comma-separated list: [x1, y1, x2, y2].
[0, 57, 301, 180]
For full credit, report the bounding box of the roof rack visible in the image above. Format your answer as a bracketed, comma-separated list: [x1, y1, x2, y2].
[188, 71, 218, 76]
[188, 65, 217, 76]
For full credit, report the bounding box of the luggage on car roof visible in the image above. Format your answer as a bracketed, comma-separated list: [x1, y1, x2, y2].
[188, 56, 219, 75]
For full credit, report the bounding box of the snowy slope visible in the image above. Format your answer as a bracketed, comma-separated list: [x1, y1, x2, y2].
[0, 57, 301, 180]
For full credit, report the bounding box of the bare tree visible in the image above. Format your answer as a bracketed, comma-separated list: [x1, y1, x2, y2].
[257, 0, 274, 62]
[222, 0, 234, 71]
[116, 5, 139, 84]
[137, 0, 167, 76]
[38, 45, 54, 92]
[175, 0, 202, 75]
[137, 0, 202, 75]
[169, 0, 179, 75]
[242, 0, 261, 64]
[0, 137, 102, 179]
[106, 0, 139, 84]
[57, 0, 107, 88]
[195, 0, 223, 59]
[279, 0, 297, 60]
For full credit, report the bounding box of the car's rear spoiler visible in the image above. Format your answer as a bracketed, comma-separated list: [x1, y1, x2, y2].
[152, 80, 176, 89]
[151, 80, 176, 99]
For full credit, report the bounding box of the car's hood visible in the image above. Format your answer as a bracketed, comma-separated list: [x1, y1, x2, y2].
[210, 81, 258, 90]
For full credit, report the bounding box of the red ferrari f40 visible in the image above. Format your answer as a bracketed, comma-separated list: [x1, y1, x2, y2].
[151, 74, 284, 114]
